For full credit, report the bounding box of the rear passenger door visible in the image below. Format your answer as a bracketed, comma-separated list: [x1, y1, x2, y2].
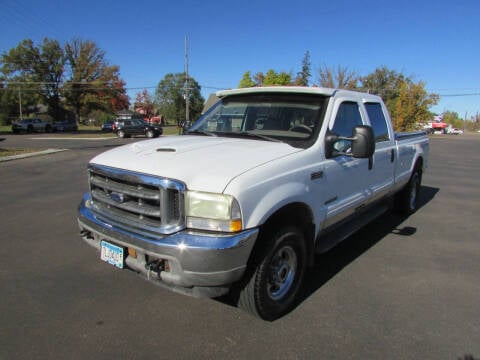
[322, 100, 372, 228]
[131, 120, 143, 135]
[363, 102, 395, 202]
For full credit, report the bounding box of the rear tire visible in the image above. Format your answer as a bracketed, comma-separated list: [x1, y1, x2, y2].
[237, 226, 306, 321]
[117, 130, 125, 138]
[396, 167, 422, 214]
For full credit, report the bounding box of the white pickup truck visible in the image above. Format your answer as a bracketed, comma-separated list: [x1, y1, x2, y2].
[78, 87, 429, 320]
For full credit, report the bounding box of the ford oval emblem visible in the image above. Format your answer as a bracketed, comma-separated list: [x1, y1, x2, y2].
[109, 192, 125, 203]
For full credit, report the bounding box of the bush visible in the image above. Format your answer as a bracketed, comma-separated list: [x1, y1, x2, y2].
[0, 114, 8, 126]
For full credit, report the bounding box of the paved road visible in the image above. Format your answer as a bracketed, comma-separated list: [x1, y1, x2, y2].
[1, 133, 479, 359]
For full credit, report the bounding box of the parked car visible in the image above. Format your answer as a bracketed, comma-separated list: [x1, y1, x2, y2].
[11, 118, 53, 133]
[450, 128, 463, 135]
[53, 121, 78, 132]
[113, 119, 163, 138]
[101, 120, 114, 132]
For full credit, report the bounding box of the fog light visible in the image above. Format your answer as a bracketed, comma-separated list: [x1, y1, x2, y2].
[127, 247, 137, 258]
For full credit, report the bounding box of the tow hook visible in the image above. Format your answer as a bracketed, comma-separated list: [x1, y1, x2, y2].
[80, 230, 93, 240]
[145, 260, 165, 279]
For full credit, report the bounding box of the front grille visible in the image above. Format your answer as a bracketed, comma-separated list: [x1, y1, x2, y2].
[88, 164, 186, 237]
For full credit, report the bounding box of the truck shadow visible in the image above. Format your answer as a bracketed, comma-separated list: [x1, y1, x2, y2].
[216, 186, 439, 320]
[299, 185, 439, 306]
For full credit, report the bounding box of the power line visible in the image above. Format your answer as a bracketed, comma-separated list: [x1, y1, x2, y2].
[2, 80, 479, 98]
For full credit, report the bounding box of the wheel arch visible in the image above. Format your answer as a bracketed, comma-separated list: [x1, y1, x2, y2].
[257, 202, 316, 268]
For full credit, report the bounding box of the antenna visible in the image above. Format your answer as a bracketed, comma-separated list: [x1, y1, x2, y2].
[184, 35, 190, 123]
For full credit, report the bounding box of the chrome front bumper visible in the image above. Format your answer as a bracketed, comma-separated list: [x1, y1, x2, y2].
[78, 193, 258, 298]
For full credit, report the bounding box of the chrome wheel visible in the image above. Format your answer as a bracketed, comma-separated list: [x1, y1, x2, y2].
[237, 226, 306, 320]
[267, 245, 297, 301]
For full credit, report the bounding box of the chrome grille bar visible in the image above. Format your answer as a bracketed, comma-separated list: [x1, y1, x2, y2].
[88, 164, 186, 236]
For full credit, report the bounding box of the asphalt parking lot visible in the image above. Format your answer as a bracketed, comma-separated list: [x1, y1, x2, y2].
[1, 132, 479, 359]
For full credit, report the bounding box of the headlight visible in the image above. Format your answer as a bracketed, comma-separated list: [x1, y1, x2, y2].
[185, 191, 242, 232]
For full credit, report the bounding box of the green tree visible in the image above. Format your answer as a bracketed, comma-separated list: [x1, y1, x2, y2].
[239, 71, 256, 88]
[263, 69, 292, 86]
[390, 79, 439, 131]
[360, 67, 438, 131]
[442, 111, 463, 129]
[294, 50, 311, 86]
[263, 69, 278, 86]
[64, 38, 126, 121]
[154, 73, 204, 125]
[1, 38, 65, 119]
[318, 65, 358, 89]
[359, 66, 405, 110]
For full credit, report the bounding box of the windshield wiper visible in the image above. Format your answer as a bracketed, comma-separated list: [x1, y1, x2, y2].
[235, 131, 283, 143]
[186, 130, 217, 137]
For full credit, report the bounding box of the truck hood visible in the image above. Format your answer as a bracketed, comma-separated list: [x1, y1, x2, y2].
[90, 135, 301, 193]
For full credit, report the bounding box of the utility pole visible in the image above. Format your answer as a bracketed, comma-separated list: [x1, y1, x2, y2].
[184, 35, 190, 124]
[18, 87, 23, 120]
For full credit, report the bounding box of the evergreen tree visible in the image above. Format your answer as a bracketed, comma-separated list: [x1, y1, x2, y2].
[294, 50, 311, 86]
[239, 71, 256, 88]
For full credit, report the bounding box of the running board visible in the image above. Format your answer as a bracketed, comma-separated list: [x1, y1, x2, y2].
[315, 203, 390, 254]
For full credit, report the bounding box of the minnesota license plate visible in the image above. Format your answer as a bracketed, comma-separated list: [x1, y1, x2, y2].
[100, 240, 124, 268]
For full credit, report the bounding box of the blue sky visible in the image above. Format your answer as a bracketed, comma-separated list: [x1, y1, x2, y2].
[1, 0, 479, 118]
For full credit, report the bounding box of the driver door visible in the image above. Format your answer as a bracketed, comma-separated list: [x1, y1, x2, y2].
[322, 100, 372, 228]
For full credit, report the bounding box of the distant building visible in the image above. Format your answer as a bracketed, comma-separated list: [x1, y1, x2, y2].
[115, 109, 142, 120]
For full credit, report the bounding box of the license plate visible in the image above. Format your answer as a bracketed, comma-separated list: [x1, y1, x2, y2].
[100, 240, 124, 268]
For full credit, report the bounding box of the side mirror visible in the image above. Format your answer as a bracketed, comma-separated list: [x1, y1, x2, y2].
[325, 125, 375, 159]
[351, 125, 375, 158]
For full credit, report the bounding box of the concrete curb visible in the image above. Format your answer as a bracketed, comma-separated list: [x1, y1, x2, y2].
[30, 137, 116, 140]
[0, 148, 68, 162]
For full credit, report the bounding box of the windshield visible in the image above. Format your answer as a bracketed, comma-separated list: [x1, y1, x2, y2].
[187, 93, 327, 148]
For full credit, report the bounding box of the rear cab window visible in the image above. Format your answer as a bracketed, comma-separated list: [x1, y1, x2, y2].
[364, 102, 390, 143]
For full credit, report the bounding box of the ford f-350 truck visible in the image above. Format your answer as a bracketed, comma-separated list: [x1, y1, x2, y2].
[78, 87, 429, 320]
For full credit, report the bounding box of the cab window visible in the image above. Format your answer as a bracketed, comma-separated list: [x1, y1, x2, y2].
[331, 102, 363, 153]
[365, 102, 390, 142]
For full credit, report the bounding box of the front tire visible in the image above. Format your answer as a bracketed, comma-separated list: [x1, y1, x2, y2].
[237, 226, 307, 321]
[117, 130, 125, 138]
[146, 129, 154, 138]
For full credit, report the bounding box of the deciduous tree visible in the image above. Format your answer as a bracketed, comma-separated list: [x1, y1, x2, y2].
[154, 73, 204, 124]
[134, 89, 154, 119]
[318, 65, 358, 89]
[0, 38, 65, 119]
[64, 38, 126, 121]
[360, 67, 438, 131]
[391, 79, 439, 131]
[263, 69, 292, 86]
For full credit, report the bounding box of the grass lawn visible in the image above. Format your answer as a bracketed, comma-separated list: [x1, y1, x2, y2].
[0, 148, 42, 157]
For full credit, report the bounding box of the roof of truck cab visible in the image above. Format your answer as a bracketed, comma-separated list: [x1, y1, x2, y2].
[216, 86, 382, 102]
